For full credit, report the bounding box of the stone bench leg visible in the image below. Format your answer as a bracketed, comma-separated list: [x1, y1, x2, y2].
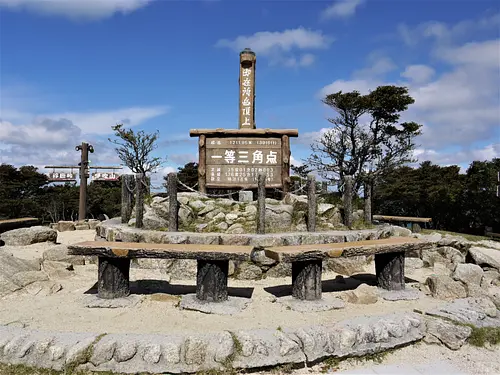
[292, 260, 322, 300]
[98, 257, 130, 299]
[375, 251, 405, 291]
[196, 260, 229, 302]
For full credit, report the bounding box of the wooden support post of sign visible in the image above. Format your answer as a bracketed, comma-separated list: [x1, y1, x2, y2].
[307, 174, 316, 232]
[257, 172, 266, 234]
[364, 181, 372, 225]
[321, 181, 328, 194]
[198, 135, 207, 194]
[121, 174, 135, 224]
[76, 142, 93, 221]
[344, 175, 354, 229]
[135, 173, 145, 229]
[168, 172, 178, 232]
[281, 135, 290, 195]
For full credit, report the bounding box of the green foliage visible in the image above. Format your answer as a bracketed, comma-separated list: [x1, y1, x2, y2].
[0, 164, 121, 222]
[308, 85, 422, 193]
[172, 162, 199, 191]
[467, 326, 500, 347]
[374, 158, 500, 235]
[109, 123, 164, 174]
[290, 164, 312, 179]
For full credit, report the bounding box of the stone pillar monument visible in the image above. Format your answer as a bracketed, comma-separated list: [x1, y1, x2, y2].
[239, 48, 256, 129]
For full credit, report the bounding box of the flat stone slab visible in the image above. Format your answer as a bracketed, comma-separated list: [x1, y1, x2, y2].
[277, 295, 345, 312]
[82, 294, 143, 308]
[379, 288, 423, 301]
[425, 297, 500, 328]
[179, 294, 250, 315]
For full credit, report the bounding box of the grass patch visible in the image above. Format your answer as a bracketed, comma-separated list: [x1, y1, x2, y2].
[421, 229, 489, 242]
[467, 325, 500, 347]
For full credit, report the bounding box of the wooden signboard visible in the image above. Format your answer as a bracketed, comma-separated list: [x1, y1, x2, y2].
[47, 172, 77, 182]
[92, 172, 120, 182]
[206, 137, 282, 188]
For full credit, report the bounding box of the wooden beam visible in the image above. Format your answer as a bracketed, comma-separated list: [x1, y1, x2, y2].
[373, 215, 432, 223]
[189, 128, 299, 137]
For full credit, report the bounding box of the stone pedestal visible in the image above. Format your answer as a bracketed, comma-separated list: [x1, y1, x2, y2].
[375, 252, 405, 291]
[291, 260, 322, 300]
[98, 257, 130, 299]
[239, 191, 253, 202]
[196, 260, 229, 302]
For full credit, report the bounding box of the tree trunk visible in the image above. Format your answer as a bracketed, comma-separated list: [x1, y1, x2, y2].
[375, 252, 405, 290]
[292, 260, 322, 300]
[196, 260, 229, 302]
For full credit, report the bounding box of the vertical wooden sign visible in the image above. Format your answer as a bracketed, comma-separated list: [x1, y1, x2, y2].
[239, 48, 256, 129]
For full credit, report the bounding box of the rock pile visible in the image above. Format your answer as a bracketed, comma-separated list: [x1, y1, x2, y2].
[130, 192, 365, 233]
[50, 219, 101, 232]
[413, 233, 500, 310]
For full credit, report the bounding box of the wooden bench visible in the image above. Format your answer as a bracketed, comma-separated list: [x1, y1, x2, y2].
[0, 217, 39, 234]
[372, 215, 432, 233]
[68, 242, 252, 302]
[264, 237, 429, 301]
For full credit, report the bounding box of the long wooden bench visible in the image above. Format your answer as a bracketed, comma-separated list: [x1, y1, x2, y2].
[373, 215, 432, 233]
[0, 217, 39, 234]
[264, 237, 429, 301]
[69, 237, 429, 304]
[68, 242, 252, 302]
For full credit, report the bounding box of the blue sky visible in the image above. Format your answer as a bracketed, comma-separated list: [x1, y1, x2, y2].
[1, 0, 499, 186]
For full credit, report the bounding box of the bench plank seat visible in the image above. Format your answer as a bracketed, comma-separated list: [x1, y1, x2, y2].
[68, 241, 252, 261]
[265, 237, 429, 262]
[372, 215, 432, 223]
[266, 237, 431, 300]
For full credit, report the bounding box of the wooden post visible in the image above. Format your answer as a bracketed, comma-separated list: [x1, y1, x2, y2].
[168, 172, 178, 232]
[135, 173, 145, 229]
[321, 181, 328, 194]
[76, 142, 91, 221]
[292, 260, 322, 300]
[121, 174, 135, 224]
[375, 252, 405, 290]
[343, 175, 354, 229]
[196, 260, 229, 302]
[364, 181, 372, 225]
[307, 174, 316, 232]
[239, 48, 257, 129]
[281, 135, 290, 195]
[257, 172, 266, 234]
[97, 257, 130, 299]
[198, 135, 206, 194]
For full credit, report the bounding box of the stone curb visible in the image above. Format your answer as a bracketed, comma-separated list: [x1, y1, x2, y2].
[0, 312, 425, 374]
[96, 219, 399, 247]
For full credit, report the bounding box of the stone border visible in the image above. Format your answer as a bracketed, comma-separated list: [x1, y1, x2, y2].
[95, 219, 398, 247]
[0, 312, 425, 374]
[2, 298, 499, 373]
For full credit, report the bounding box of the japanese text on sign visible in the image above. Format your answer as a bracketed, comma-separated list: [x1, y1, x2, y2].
[47, 172, 76, 180]
[206, 137, 282, 186]
[240, 67, 253, 127]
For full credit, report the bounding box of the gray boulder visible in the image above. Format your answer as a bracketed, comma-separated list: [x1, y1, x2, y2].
[42, 244, 85, 266]
[1, 226, 57, 246]
[425, 275, 467, 300]
[452, 263, 484, 285]
[0, 251, 58, 298]
[467, 247, 500, 271]
[325, 257, 366, 276]
[425, 318, 472, 350]
[57, 221, 75, 232]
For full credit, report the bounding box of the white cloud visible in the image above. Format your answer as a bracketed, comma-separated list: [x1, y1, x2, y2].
[397, 12, 500, 46]
[45, 106, 169, 135]
[317, 33, 500, 167]
[215, 27, 333, 67]
[401, 65, 435, 84]
[0, 0, 152, 20]
[320, 0, 364, 20]
[353, 54, 397, 79]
